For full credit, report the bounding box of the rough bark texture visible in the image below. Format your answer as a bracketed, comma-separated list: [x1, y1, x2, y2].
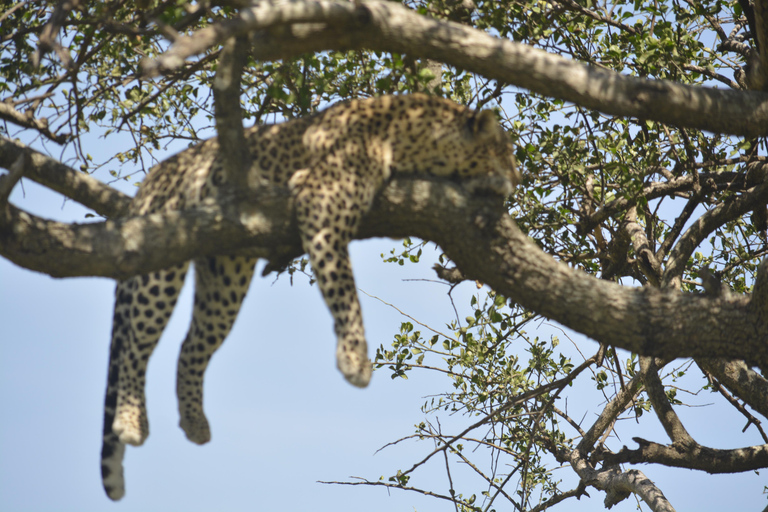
[3, 2, 768, 509]
[143, 0, 768, 137]
[3, 168, 768, 369]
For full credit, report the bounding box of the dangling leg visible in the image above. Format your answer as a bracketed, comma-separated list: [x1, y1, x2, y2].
[111, 263, 189, 445]
[177, 255, 256, 445]
[305, 232, 372, 387]
[101, 262, 188, 500]
[293, 178, 374, 387]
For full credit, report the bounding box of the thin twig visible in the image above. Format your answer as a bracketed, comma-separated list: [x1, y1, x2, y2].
[398, 356, 597, 479]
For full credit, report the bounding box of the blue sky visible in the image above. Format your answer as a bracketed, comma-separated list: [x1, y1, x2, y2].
[1, 131, 766, 511]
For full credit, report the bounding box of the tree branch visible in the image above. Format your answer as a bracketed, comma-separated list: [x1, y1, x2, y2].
[0, 137, 130, 217]
[578, 168, 746, 238]
[0, 101, 69, 144]
[33, 0, 77, 69]
[602, 437, 768, 473]
[700, 365, 768, 442]
[750, 0, 768, 89]
[0, 184, 295, 279]
[663, 171, 768, 288]
[143, 0, 768, 137]
[3, 175, 768, 365]
[625, 207, 661, 286]
[0, 151, 26, 204]
[212, 35, 252, 189]
[568, 451, 675, 512]
[697, 358, 768, 419]
[640, 357, 695, 445]
[578, 369, 645, 452]
[140, 0, 363, 77]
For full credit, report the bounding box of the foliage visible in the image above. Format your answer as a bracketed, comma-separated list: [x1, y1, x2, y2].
[1, 0, 767, 510]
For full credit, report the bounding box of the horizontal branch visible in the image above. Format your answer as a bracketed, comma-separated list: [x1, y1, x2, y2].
[602, 437, 768, 473]
[0, 185, 297, 279]
[3, 175, 768, 367]
[145, 0, 768, 137]
[578, 165, 768, 236]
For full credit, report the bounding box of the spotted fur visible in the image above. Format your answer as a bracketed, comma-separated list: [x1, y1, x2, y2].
[101, 93, 519, 500]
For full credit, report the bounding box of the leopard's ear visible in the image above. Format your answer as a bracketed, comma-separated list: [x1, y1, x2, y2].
[466, 109, 501, 142]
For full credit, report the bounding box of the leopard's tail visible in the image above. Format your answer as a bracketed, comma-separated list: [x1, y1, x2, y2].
[100, 282, 128, 501]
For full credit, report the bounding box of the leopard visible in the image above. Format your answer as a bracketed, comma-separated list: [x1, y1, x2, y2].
[100, 93, 520, 500]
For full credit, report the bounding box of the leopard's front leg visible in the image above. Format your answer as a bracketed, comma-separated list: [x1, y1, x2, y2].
[292, 171, 374, 387]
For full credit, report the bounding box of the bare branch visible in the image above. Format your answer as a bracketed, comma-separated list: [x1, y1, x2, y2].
[395, 356, 596, 479]
[578, 371, 645, 452]
[33, 0, 78, 69]
[528, 483, 588, 512]
[701, 366, 768, 442]
[144, 0, 768, 137]
[0, 101, 69, 144]
[318, 479, 463, 506]
[697, 358, 768, 419]
[603, 437, 768, 473]
[569, 451, 676, 512]
[640, 357, 695, 446]
[0, 137, 130, 217]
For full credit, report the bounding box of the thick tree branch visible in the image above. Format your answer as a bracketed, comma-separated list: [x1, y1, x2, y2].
[0, 184, 296, 280]
[568, 452, 675, 512]
[0, 137, 130, 217]
[697, 358, 768, 419]
[144, 0, 768, 137]
[0, 152, 26, 204]
[140, 0, 363, 76]
[212, 35, 252, 189]
[751, 0, 768, 89]
[3, 176, 768, 366]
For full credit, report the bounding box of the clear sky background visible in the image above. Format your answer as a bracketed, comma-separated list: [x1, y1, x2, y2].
[1, 125, 766, 511]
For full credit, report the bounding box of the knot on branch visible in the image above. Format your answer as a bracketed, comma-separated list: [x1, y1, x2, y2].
[433, 264, 466, 284]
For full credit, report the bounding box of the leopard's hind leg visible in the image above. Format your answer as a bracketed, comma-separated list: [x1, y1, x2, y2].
[101, 263, 188, 500]
[177, 255, 256, 444]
